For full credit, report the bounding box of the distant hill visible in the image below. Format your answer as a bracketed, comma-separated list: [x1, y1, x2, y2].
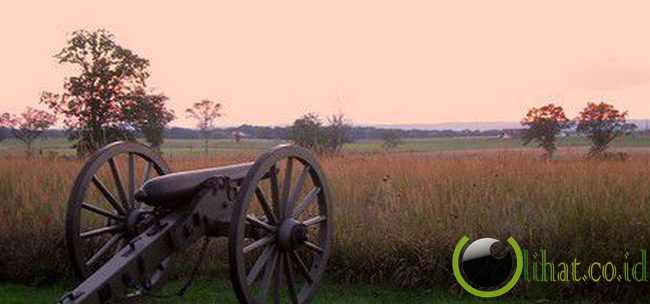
[631, 119, 650, 130]
[371, 119, 650, 131]
[4, 119, 647, 142]
[370, 122, 521, 131]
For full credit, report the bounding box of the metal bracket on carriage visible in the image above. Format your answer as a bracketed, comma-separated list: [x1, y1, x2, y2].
[187, 175, 237, 238]
[57, 291, 84, 304]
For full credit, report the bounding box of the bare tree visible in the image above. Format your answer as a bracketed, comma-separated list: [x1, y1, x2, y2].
[1, 107, 56, 157]
[185, 99, 223, 154]
[324, 113, 352, 152]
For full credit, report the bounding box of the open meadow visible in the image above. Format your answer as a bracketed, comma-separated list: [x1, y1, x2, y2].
[1, 137, 650, 302]
[2, 135, 650, 156]
[6, 1, 650, 302]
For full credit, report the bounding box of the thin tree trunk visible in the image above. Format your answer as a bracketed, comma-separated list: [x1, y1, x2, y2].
[26, 140, 33, 158]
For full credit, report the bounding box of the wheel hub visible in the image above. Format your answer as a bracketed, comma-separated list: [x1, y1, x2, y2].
[125, 208, 149, 236]
[278, 218, 308, 251]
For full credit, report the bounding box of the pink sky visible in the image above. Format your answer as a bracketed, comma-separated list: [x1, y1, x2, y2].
[2, 1, 650, 127]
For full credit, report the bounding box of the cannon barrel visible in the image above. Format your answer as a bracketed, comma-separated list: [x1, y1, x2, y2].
[136, 162, 253, 208]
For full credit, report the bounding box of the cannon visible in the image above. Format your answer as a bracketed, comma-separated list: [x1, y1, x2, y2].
[57, 141, 333, 304]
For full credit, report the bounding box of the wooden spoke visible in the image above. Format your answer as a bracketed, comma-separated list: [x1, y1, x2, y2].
[255, 187, 278, 224]
[259, 248, 279, 301]
[303, 216, 327, 227]
[247, 245, 275, 285]
[91, 176, 126, 215]
[81, 203, 123, 221]
[269, 165, 280, 219]
[128, 153, 135, 207]
[273, 254, 283, 304]
[290, 251, 313, 284]
[281, 158, 294, 218]
[244, 235, 275, 254]
[246, 215, 276, 232]
[143, 161, 153, 182]
[229, 145, 332, 304]
[293, 187, 321, 218]
[66, 142, 171, 279]
[85, 233, 122, 267]
[108, 158, 128, 210]
[286, 164, 310, 217]
[284, 253, 299, 304]
[80, 224, 123, 239]
[304, 241, 324, 255]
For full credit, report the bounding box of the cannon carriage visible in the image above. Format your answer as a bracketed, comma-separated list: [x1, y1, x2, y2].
[58, 141, 333, 304]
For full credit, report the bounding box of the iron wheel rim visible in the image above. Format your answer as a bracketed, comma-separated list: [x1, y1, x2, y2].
[65, 141, 170, 279]
[229, 145, 333, 304]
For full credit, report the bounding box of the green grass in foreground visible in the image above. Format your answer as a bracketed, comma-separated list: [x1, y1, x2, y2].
[0, 280, 591, 304]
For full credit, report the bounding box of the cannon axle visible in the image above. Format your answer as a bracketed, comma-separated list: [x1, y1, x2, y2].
[278, 219, 308, 251]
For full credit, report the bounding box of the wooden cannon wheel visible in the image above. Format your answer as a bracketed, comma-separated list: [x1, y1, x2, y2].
[229, 145, 334, 304]
[65, 142, 170, 279]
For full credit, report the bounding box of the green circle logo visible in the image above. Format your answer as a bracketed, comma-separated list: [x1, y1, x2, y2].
[452, 235, 523, 298]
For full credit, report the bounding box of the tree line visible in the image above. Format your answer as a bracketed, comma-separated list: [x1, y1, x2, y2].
[1, 29, 648, 157]
[0, 29, 226, 157]
[0, 28, 497, 156]
[0, 123, 520, 146]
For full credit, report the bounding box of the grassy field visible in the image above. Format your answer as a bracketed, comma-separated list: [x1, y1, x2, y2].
[343, 135, 650, 152]
[2, 135, 650, 156]
[0, 138, 287, 156]
[1, 137, 650, 302]
[0, 280, 594, 304]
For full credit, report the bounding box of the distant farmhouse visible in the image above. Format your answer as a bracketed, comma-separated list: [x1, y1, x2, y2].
[230, 131, 248, 142]
[498, 128, 525, 139]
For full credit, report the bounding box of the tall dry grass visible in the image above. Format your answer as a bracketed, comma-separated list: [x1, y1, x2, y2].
[325, 151, 650, 298]
[1, 150, 650, 299]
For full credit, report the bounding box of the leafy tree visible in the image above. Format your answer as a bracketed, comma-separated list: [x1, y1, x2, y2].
[290, 113, 325, 151]
[290, 112, 353, 153]
[185, 99, 223, 154]
[521, 103, 572, 159]
[382, 130, 403, 150]
[577, 102, 628, 157]
[41, 29, 150, 155]
[123, 91, 175, 151]
[0, 107, 56, 156]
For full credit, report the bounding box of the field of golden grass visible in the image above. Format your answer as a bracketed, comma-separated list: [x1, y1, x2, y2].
[1, 149, 650, 299]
